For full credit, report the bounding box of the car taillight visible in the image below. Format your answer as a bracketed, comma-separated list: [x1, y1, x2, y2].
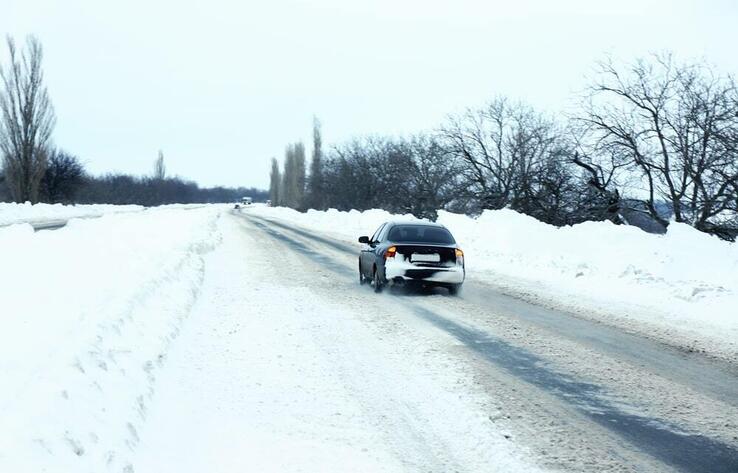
[455, 248, 464, 265]
[384, 246, 397, 259]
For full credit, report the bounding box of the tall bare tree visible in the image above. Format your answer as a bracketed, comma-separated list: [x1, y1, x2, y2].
[281, 142, 306, 209]
[0, 36, 56, 203]
[269, 157, 281, 205]
[307, 116, 324, 209]
[153, 149, 166, 180]
[295, 141, 306, 208]
[281, 146, 295, 207]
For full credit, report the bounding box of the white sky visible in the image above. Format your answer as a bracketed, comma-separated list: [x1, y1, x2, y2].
[2, 0, 737, 188]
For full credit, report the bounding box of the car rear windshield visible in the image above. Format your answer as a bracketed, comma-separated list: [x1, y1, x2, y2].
[387, 225, 456, 244]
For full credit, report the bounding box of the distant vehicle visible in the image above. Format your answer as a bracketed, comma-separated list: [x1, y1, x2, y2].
[266, 199, 272, 206]
[241, 196, 253, 206]
[358, 221, 465, 294]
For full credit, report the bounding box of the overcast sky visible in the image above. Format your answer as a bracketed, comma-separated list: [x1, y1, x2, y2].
[2, 0, 737, 188]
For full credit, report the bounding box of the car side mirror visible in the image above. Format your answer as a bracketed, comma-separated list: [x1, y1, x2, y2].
[358, 236, 369, 244]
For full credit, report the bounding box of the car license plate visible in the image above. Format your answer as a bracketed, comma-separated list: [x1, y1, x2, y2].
[411, 253, 440, 263]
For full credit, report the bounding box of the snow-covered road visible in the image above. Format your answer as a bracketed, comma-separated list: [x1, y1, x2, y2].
[232, 210, 738, 472]
[2, 206, 737, 472]
[130, 212, 543, 472]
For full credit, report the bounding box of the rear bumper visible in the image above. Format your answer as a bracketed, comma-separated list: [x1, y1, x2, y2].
[385, 261, 465, 285]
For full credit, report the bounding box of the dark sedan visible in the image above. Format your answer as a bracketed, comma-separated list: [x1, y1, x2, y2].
[358, 221, 465, 294]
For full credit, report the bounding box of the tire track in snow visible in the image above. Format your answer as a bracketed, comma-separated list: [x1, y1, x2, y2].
[245, 212, 738, 404]
[132, 213, 547, 473]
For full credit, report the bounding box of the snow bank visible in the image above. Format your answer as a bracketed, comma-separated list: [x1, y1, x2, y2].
[438, 209, 738, 340]
[0, 202, 145, 226]
[249, 206, 738, 360]
[0, 206, 222, 472]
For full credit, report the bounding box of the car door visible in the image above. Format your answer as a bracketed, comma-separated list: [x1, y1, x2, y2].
[361, 223, 385, 276]
[372, 223, 392, 274]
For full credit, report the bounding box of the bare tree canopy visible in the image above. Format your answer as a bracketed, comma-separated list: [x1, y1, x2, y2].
[440, 98, 592, 225]
[267, 55, 738, 240]
[40, 149, 85, 203]
[313, 134, 464, 219]
[0, 35, 56, 203]
[580, 54, 738, 236]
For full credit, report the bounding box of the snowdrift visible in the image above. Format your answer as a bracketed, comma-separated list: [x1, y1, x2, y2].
[249, 206, 738, 361]
[0, 206, 222, 472]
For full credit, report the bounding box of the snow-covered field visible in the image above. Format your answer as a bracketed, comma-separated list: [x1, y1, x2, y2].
[248, 206, 738, 362]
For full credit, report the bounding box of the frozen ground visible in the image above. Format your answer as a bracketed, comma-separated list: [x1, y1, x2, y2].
[248, 206, 738, 363]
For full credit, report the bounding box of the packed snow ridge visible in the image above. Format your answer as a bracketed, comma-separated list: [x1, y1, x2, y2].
[0, 202, 144, 226]
[250, 205, 738, 362]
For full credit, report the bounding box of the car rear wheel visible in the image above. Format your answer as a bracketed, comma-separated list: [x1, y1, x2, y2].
[448, 284, 462, 296]
[373, 267, 384, 293]
[359, 261, 368, 285]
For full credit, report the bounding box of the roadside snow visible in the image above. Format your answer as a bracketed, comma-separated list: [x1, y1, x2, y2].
[0, 206, 221, 472]
[0, 202, 144, 226]
[246, 206, 738, 361]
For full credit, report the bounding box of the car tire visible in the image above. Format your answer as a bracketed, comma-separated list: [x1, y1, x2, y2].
[448, 284, 462, 296]
[373, 267, 384, 293]
[359, 262, 368, 285]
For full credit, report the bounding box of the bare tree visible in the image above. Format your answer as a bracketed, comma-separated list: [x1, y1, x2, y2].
[295, 142, 306, 208]
[580, 54, 738, 236]
[441, 98, 552, 209]
[307, 116, 324, 209]
[565, 124, 633, 224]
[281, 148, 294, 207]
[153, 149, 166, 180]
[40, 149, 85, 203]
[318, 135, 462, 218]
[280, 142, 306, 209]
[0, 36, 56, 203]
[405, 135, 463, 218]
[269, 157, 281, 205]
[440, 98, 582, 224]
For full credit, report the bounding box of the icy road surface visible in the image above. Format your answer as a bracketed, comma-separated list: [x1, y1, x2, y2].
[228, 210, 738, 472]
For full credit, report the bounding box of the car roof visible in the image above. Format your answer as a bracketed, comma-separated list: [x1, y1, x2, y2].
[384, 220, 447, 229]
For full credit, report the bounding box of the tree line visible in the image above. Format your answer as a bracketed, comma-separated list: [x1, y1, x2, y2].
[0, 148, 267, 205]
[0, 36, 264, 206]
[270, 55, 738, 240]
